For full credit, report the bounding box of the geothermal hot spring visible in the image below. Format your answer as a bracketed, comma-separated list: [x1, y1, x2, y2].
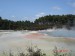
[0, 28, 75, 56]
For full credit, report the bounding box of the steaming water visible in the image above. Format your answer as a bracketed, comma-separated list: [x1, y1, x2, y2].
[39, 28, 75, 38]
[0, 29, 75, 56]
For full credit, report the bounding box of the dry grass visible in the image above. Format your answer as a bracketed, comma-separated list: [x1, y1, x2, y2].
[0, 46, 72, 56]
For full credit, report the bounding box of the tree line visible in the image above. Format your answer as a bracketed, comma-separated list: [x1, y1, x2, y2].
[0, 14, 75, 30]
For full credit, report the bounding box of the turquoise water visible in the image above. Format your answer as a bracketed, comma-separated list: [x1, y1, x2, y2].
[39, 28, 75, 38]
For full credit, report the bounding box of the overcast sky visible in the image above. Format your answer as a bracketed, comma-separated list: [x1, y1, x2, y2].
[0, 0, 75, 21]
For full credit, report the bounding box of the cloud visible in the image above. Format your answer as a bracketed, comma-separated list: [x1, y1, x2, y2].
[35, 12, 45, 18]
[11, 15, 17, 20]
[21, 17, 28, 20]
[22, 17, 34, 21]
[52, 6, 61, 10]
[23, 17, 28, 19]
[12, 16, 15, 18]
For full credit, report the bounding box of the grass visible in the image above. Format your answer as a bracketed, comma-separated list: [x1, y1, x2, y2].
[0, 46, 46, 56]
[0, 46, 72, 56]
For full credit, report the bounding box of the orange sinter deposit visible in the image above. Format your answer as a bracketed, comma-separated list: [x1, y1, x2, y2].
[23, 32, 46, 39]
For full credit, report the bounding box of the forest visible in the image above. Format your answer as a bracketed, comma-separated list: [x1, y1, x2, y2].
[0, 14, 75, 30]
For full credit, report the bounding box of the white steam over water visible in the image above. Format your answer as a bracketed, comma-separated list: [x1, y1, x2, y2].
[39, 28, 75, 38]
